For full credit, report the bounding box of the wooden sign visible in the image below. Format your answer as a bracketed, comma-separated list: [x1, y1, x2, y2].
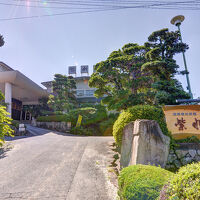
[163, 105, 200, 139]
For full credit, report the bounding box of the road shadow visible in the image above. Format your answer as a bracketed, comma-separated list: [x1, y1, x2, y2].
[0, 143, 13, 159]
[5, 125, 84, 142]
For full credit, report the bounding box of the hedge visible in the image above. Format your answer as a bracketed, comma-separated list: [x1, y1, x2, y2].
[113, 105, 169, 147]
[165, 162, 200, 200]
[37, 106, 110, 136]
[118, 165, 173, 200]
[37, 114, 69, 122]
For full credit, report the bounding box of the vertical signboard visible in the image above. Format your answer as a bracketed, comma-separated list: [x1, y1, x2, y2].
[68, 66, 76, 75]
[163, 105, 200, 139]
[81, 65, 89, 74]
[76, 115, 83, 127]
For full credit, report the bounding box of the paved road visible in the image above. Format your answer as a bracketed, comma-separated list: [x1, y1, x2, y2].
[0, 126, 116, 200]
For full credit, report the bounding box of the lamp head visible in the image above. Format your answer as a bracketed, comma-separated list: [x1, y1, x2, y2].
[171, 15, 185, 26]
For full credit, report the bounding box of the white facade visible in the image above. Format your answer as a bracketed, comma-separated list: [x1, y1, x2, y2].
[42, 76, 99, 103]
[0, 62, 47, 118]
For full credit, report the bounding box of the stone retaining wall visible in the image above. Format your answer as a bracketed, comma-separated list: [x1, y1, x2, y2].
[166, 143, 200, 171]
[36, 122, 71, 133]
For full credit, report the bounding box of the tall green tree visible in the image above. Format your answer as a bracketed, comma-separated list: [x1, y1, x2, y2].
[48, 74, 77, 112]
[89, 28, 190, 110]
[142, 28, 190, 104]
[89, 43, 154, 111]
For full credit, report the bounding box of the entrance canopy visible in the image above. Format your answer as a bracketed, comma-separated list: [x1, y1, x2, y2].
[0, 70, 47, 105]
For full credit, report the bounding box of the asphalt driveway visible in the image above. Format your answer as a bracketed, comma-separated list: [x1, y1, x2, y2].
[0, 126, 117, 200]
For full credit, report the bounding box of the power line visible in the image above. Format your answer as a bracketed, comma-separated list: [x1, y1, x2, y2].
[0, 0, 199, 21]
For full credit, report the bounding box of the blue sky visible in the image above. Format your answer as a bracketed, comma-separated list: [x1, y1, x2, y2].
[0, 2, 200, 97]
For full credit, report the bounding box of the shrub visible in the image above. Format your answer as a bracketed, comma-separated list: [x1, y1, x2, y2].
[118, 165, 173, 200]
[113, 105, 169, 147]
[99, 113, 119, 136]
[37, 106, 108, 136]
[37, 114, 69, 122]
[70, 126, 93, 136]
[0, 105, 13, 145]
[165, 162, 200, 200]
[11, 120, 20, 129]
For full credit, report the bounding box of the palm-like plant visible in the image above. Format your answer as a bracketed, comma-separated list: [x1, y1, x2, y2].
[0, 34, 5, 47]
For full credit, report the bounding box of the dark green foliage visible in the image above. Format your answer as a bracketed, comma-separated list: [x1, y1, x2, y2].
[99, 113, 119, 136]
[152, 79, 190, 105]
[89, 28, 189, 110]
[143, 28, 190, 104]
[37, 105, 112, 136]
[0, 34, 4, 47]
[165, 162, 200, 200]
[48, 74, 77, 112]
[37, 114, 69, 122]
[175, 136, 200, 144]
[89, 43, 153, 111]
[11, 120, 20, 129]
[118, 165, 173, 200]
[23, 97, 51, 118]
[70, 126, 94, 136]
[113, 105, 169, 147]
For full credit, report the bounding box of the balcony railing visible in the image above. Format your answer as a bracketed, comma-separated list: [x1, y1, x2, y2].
[75, 89, 95, 98]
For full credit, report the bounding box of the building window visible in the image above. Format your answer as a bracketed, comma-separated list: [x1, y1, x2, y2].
[85, 90, 94, 96]
[76, 90, 84, 96]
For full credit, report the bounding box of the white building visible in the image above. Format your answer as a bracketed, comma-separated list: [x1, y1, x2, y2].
[0, 62, 47, 120]
[42, 76, 101, 104]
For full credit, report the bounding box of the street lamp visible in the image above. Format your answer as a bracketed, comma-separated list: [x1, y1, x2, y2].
[171, 15, 193, 99]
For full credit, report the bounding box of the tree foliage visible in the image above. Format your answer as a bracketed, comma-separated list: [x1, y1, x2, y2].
[48, 74, 77, 112]
[0, 34, 4, 47]
[89, 43, 153, 111]
[143, 28, 190, 104]
[89, 28, 189, 110]
[0, 91, 13, 146]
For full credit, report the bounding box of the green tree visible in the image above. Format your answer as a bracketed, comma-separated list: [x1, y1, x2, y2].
[142, 28, 190, 104]
[48, 74, 77, 112]
[0, 34, 4, 47]
[0, 92, 13, 146]
[89, 29, 190, 110]
[89, 43, 154, 111]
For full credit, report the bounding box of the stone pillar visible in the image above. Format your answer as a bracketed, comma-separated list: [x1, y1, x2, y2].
[24, 111, 27, 121]
[5, 82, 12, 116]
[120, 120, 170, 169]
[20, 110, 23, 121]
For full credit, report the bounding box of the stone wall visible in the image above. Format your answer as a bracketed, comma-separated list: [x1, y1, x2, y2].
[36, 121, 70, 133]
[166, 143, 200, 171]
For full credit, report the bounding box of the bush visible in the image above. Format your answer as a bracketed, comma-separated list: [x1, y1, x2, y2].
[11, 120, 20, 129]
[99, 113, 119, 136]
[118, 165, 173, 200]
[165, 162, 200, 200]
[113, 105, 169, 147]
[0, 105, 13, 145]
[37, 114, 69, 122]
[37, 106, 109, 136]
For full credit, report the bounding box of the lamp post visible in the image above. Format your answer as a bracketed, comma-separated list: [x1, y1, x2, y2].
[171, 15, 193, 99]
